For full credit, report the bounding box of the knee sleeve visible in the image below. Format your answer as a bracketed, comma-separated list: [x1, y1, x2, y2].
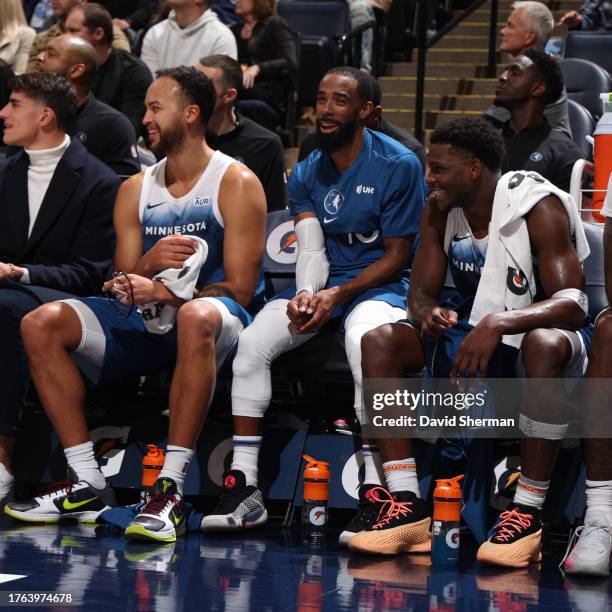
[231, 299, 315, 418]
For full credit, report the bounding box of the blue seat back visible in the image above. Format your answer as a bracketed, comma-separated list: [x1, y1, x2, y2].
[583, 221, 608, 319]
[264, 209, 296, 297]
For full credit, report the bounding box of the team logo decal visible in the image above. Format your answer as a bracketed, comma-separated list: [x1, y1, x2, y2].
[530, 151, 543, 162]
[208, 437, 234, 487]
[309, 506, 326, 526]
[446, 527, 460, 548]
[506, 267, 529, 296]
[224, 474, 237, 490]
[91, 426, 130, 477]
[266, 220, 297, 265]
[324, 189, 344, 216]
[341, 451, 364, 500]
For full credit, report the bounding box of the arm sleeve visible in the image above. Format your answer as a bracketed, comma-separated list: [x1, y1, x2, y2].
[258, 19, 297, 78]
[13, 28, 36, 75]
[24, 175, 119, 295]
[380, 154, 426, 239]
[288, 162, 316, 217]
[295, 217, 329, 294]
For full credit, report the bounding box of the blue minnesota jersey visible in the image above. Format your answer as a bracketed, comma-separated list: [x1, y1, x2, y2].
[288, 129, 425, 284]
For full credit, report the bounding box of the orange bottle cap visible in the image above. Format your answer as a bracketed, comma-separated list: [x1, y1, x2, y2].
[303, 454, 330, 501]
[433, 474, 464, 521]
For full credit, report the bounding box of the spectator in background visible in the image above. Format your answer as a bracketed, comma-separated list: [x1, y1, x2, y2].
[141, 0, 237, 75]
[486, 1, 571, 137]
[211, 0, 238, 25]
[0, 60, 14, 151]
[487, 49, 582, 192]
[230, 0, 296, 130]
[197, 54, 287, 211]
[98, 1, 162, 32]
[0, 73, 119, 503]
[65, 3, 152, 137]
[298, 73, 426, 171]
[559, 0, 612, 31]
[35, 34, 140, 176]
[26, 0, 130, 73]
[29, 0, 55, 32]
[0, 0, 35, 75]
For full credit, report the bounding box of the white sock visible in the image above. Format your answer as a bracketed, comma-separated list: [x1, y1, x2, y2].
[362, 444, 384, 486]
[585, 479, 612, 524]
[64, 441, 106, 490]
[0, 462, 14, 499]
[513, 475, 549, 510]
[159, 445, 194, 495]
[231, 435, 262, 486]
[383, 458, 420, 496]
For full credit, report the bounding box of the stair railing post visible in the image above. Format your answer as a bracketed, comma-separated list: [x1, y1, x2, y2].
[415, 0, 428, 142]
[487, 0, 499, 78]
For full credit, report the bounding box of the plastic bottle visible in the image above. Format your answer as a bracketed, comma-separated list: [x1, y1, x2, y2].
[431, 475, 464, 566]
[301, 454, 330, 546]
[140, 444, 165, 502]
[592, 93, 612, 223]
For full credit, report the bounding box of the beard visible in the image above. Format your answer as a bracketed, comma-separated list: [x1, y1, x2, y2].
[150, 123, 186, 156]
[315, 116, 358, 153]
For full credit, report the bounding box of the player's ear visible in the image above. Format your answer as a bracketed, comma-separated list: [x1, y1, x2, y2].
[225, 87, 238, 105]
[359, 100, 373, 120]
[469, 158, 483, 180]
[184, 103, 200, 126]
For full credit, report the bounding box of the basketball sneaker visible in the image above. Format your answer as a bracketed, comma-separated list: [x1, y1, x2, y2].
[562, 510, 612, 577]
[4, 470, 115, 524]
[477, 505, 542, 568]
[347, 488, 431, 555]
[339, 484, 386, 546]
[200, 470, 267, 532]
[124, 477, 186, 543]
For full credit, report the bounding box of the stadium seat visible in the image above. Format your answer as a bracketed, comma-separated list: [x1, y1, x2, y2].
[582, 221, 608, 320]
[563, 31, 612, 78]
[561, 58, 611, 121]
[567, 99, 595, 161]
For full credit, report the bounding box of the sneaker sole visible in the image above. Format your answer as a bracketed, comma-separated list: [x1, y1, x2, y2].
[4, 505, 106, 524]
[124, 523, 181, 543]
[477, 529, 542, 568]
[201, 509, 268, 532]
[348, 517, 432, 555]
[564, 559, 611, 577]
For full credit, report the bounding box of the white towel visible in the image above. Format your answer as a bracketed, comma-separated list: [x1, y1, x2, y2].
[141, 236, 209, 335]
[469, 170, 589, 349]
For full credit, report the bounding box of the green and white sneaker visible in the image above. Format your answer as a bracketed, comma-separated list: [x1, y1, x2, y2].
[4, 471, 115, 524]
[124, 477, 186, 543]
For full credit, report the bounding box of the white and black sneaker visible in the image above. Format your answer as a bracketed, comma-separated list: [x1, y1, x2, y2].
[339, 484, 386, 546]
[201, 470, 268, 532]
[5, 470, 115, 524]
[124, 477, 186, 543]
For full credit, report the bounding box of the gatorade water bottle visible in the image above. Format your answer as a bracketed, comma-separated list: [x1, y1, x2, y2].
[301, 455, 330, 546]
[593, 93, 612, 222]
[431, 475, 464, 565]
[140, 444, 165, 502]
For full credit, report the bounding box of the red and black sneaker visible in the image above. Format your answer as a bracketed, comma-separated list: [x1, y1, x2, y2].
[201, 470, 268, 532]
[347, 488, 431, 555]
[339, 484, 386, 546]
[477, 505, 543, 568]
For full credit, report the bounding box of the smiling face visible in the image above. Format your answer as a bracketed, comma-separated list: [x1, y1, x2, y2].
[0, 91, 48, 148]
[494, 55, 543, 108]
[314, 73, 370, 154]
[142, 77, 191, 156]
[426, 143, 481, 211]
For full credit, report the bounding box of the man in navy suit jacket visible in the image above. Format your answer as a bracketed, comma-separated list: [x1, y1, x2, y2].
[0, 73, 119, 500]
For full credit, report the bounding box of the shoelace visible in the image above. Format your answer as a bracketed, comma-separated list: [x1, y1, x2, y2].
[558, 524, 612, 572]
[369, 487, 413, 529]
[143, 493, 181, 516]
[493, 509, 533, 542]
[42, 480, 74, 499]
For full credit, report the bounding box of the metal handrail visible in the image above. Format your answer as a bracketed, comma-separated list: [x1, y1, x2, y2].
[414, 0, 499, 140]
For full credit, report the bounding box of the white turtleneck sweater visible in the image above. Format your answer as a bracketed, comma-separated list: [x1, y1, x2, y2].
[20, 134, 71, 284]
